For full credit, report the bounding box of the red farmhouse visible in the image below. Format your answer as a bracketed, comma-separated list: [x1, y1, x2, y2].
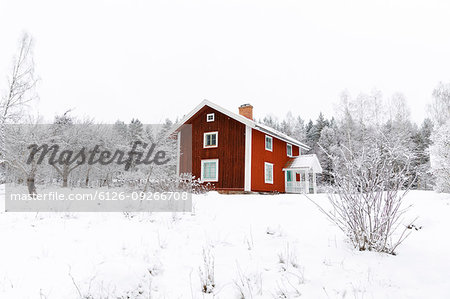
[171, 100, 322, 193]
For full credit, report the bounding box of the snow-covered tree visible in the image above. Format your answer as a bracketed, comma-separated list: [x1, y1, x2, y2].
[429, 120, 450, 192]
[411, 118, 433, 189]
[1, 33, 38, 170]
[0, 33, 37, 124]
[279, 112, 295, 137]
[317, 124, 340, 184]
[261, 115, 280, 132]
[429, 82, 450, 127]
[429, 82, 450, 192]
[291, 116, 306, 143]
[3, 119, 51, 195]
[49, 112, 95, 187]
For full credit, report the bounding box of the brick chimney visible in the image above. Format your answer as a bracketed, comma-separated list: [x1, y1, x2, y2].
[239, 104, 253, 120]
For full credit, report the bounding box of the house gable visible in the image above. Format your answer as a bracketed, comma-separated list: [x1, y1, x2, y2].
[184, 105, 246, 190]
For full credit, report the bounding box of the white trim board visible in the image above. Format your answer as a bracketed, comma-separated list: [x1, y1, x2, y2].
[244, 125, 252, 191]
[176, 131, 181, 175]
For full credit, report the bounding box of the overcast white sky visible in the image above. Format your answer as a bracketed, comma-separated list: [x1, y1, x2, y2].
[1, 0, 450, 124]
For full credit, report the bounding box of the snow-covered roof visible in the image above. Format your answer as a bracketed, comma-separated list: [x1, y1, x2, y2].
[283, 154, 323, 173]
[168, 100, 310, 150]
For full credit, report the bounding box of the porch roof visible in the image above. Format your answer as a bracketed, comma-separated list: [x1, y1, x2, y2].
[283, 154, 323, 173]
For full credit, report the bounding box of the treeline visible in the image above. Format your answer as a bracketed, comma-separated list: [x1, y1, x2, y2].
[260, 89, 443, 190]
[3, 112, 178, 194]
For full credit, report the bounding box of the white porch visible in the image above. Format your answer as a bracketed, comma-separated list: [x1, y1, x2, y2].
[283, 154, 323, 194]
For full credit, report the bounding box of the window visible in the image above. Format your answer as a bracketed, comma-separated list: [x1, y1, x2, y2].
[265, 135, 273, 151]
[201, 159, 218, 182]
[206, 113, 215, 122]
[286, 170, 292, 182]
[203, 132, 218, 148]
[265, 162, 273, 184]
[287, 144, 292, 157]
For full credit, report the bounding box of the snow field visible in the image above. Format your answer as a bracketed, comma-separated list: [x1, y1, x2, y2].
[0, 186, 449, 298]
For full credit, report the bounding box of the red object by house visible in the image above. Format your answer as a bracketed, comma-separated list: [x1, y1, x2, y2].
[170, 100, 322, 193]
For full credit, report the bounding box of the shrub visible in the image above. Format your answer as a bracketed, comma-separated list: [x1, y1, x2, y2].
[312, 144, 416, 254]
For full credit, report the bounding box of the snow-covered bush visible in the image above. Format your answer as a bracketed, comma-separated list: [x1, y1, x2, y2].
[120, 173, 210, 194]
[313, 144, 415, 254]
[153, 173, 211, 194]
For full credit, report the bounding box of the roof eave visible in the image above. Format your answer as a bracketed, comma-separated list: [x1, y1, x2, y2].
[254, 125, 310, 150]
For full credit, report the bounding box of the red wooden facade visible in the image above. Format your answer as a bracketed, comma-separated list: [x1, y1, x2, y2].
[179, 106, 246, 190]
[250, 129, 299, 193]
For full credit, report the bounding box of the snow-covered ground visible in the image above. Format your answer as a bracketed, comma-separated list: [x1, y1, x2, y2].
[0, 185, 449, 298]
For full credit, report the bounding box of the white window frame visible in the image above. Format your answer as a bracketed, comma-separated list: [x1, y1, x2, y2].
[264, 162, 274, 184]
[265, 135, 273, 152]
[201, 159, 219, 182]
[206, 113, 215, 122]
[287, 144, 293, 157]
[203, 131, 218, 148]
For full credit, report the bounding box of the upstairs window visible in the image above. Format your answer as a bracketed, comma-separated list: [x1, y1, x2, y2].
[204, 132, 218, 148]
[265, 135, 273, 151]
[201, 159, 218, 182]
[206, 113, 215, 122]
[265, 162, 274, 184]
[287, 144, 292, 157]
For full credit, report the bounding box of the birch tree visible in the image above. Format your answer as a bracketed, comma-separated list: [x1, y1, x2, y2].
[1, 33, 38, 168]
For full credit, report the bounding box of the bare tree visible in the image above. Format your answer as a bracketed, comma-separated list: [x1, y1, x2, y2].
[428, 82, 450, 127]
[1, 33, 38, 169]
[311, 138, 416, 255]
[428, 82, 450, 192]
[430, 119, 450, 192]
[0, 33, 38, 123]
